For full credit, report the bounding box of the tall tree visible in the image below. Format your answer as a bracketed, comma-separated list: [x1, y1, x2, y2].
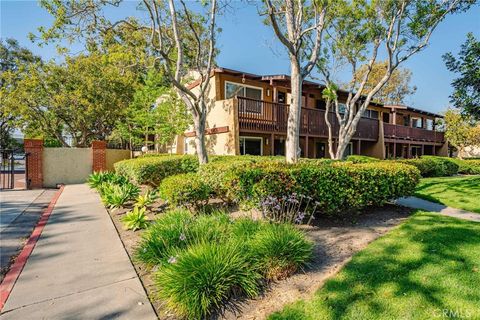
[2, 53, 137, 147]
[0, 38, 41, 149]
[443, 32, 480, 120]
[264, 0, 328, 163]
[37, 0, 221, 164]
[444, 109, 480, 158]
[319, 0, 474, 159]
[352, 61, 416, 105]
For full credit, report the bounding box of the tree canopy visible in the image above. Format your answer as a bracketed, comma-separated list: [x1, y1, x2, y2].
[444, 109, 480, 158]
[443, 32, 480, 120]
[2, 53, 138, 147]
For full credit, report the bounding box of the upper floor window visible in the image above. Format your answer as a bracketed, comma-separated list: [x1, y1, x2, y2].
[411, 117, 423, 128]
[338, 103, 347, 114]
[426, 119, 434, 130]
[225, 81, 262, 100]
[315, 99, 326, 110]
[363, 109, 379, 119]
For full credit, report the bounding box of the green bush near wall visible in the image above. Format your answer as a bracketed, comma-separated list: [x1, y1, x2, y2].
[449, 158, 480, 174]
[114, 155, 199, 186]
[346, 155, 380, 163]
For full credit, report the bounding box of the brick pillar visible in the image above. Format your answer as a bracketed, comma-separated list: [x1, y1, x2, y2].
[92, 141, 107, 172]
[24, 139, 43, 189]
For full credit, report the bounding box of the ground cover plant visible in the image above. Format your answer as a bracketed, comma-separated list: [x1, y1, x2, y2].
[135, 209, 313, 319]
[415, 175, 480, 213]
[269, 211, 480, 320]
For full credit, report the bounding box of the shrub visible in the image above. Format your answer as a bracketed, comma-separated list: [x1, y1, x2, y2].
[121, 206, 149, 231]
[155, 242, 260, 319]
[450, 158, 480, 174]
[198, 156, 283, 201]
[159, 173, 212, 210]
[248, 223, 313, 281]
[100, 183, 140, 209]
[114, 155, 199, 186]
[346, 155, 379, 163]
[398, 156, 458, 177]
[200, 160, 420, 215]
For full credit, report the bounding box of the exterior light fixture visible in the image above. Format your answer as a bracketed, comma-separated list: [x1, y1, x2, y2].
[267, 88, 271, 97]
[141, 145, 148, 153]
[242, 75, 246, 84]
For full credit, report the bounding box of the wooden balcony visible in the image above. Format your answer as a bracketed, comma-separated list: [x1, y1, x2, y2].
[237, 96, 379, 141]
[384, 123, 444, 143]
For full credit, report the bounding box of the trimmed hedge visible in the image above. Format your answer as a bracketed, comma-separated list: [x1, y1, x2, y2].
[114, 155, 199, 186]
[398, 156, 458, 177]
[199, 160, 420, 215]
[159, 173, 212, 209]
[346, 155, 379, 163]
[450, 158, 480, 174]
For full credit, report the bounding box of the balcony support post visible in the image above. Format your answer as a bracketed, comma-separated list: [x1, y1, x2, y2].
[407, 144, 411, 159]
[271, 133, 275, 156]
[356, 140, 361, 155]
[393, 142, 397, 159]
[305, 136, 309, 158]
[421, 144, 425, 156]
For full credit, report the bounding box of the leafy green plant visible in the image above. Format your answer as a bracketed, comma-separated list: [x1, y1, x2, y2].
[398, 156, 459, 177]
[199, 160, 420, 215]
[101, 183, 140, 209]
[159, 173, 212, 210]
[114, 155, 199, 186]
[88, 171, 129, 189]
[248, 223, 313, 281]
[135, 189, 158, 207]
[155, 241, 260, 319]
[135, 209, 192, 266]
[346, 155, 379, 163]
[121, 206, 149, 231]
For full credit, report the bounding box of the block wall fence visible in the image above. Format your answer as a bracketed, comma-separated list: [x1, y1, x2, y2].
[24, 139, 131, 189]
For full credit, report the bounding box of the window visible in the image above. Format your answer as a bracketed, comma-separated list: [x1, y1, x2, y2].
[343, 143, 353, 157]
[426, 119, 434, 130]
[225, 81, 263, 100]
[363, 109, 379, 119]
[338, 103, 347, 114]
[277, 91, 286, 103]
[315, 99, 326, 110]
[239, 137, 263, 156]
[412, 117, 423, 128]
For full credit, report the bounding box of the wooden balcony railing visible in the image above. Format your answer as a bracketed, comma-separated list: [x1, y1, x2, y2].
[237, 96, 378, 140]
[384, 123, 445, 143]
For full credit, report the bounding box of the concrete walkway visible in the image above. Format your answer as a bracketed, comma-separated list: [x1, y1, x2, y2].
[0, 184, 157, 319]
[1, 189, 57, 278]
[396, 196, 480, 222]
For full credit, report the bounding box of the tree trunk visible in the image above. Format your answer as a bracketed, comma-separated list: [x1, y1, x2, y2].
[193, 115, 208, 164]
[286, 60, 303, 163]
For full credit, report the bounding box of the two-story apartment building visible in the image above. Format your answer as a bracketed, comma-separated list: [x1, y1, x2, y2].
[176, 67, 447, 159]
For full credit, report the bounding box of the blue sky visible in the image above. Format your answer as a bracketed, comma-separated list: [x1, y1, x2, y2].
[1, 0, 479, 114]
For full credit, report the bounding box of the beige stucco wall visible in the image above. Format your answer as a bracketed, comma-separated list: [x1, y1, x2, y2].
[183, 96, 239, 156]
[43, 148, 92, 187]
[106, 149, 131, 171]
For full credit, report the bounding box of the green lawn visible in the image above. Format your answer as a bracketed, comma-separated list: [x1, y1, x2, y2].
[414, 176, 480, 213]
[269, 212, 480, 320]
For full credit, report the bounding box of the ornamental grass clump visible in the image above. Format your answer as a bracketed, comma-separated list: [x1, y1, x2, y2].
[247, 223, 313, 281]
[155, 241, 261, 320]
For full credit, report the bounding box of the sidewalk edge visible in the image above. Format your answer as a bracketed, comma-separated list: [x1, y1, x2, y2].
[0, 185, 65, 311]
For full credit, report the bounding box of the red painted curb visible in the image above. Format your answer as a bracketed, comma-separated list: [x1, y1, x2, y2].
[0, 185, 65, 311]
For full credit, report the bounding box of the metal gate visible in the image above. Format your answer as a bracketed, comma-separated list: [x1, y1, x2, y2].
[0, 149, 27, 190]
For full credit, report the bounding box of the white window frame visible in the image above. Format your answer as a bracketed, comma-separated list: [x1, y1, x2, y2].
[239, 136, 263, 156]
[224, 81, 264, 101]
